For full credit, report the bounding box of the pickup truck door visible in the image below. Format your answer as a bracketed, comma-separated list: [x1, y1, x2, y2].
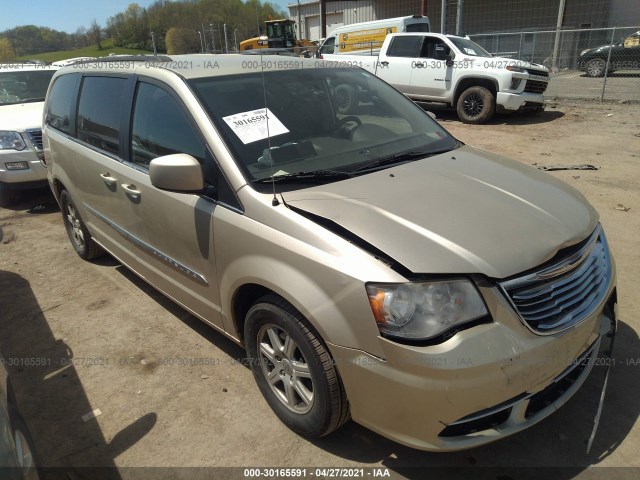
[376, 35, 423, 95]
[409, 36, 454, 99]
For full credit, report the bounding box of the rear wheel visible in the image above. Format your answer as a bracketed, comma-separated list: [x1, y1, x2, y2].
[456, 86, 495, 124]
[245, 294, 349, 438]
[60, 190, 104, 260]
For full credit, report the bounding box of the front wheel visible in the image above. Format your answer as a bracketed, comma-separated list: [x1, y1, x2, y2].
[456, 86, 496, 124]
[585, 58, 607, 77]
[0, 181, 18, 207]
[245, 295, 349, 438]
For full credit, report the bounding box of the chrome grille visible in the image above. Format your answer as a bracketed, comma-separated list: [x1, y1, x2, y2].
[500, 226, 611, 334]
[25, 128, 45, 162]
[524, 80, 548, 94]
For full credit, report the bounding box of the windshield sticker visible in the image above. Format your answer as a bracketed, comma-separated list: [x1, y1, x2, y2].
[222, 108, 289, 144]
[464, 48, 477, 55]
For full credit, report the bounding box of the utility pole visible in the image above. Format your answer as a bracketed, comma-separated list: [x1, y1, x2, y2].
[197, 30, 204, 52]
[552, 0, 567, 70]
[210, 23, 216, 52]
[456, 0, 464, 36]
[441, 0, 447, 34]
[297, 0, 302, 41]
[223, 23, 229, 54]
[151, 31, 157, 55]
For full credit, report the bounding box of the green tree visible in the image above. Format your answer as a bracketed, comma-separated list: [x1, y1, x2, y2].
[0, 38, 15, 61]
[165, 27, 199, 54]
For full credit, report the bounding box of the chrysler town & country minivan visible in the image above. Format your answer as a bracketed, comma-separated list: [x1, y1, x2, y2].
[42, 55, 617, 451]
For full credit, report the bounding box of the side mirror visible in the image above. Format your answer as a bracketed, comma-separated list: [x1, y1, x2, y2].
[445, 52, 456, 67]
[149, 154, 204, 193]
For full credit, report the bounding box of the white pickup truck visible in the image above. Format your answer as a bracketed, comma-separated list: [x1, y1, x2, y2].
[322, 32, 550, 124]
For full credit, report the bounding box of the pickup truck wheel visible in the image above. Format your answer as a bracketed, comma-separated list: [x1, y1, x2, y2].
[456, 86, 495, 124]
[60, 190, 104, 260]
[0, 181, 18, 207]
[585, 58, 606, 77]
[334, 84, 357, 114]
[245, 294, 349, 438]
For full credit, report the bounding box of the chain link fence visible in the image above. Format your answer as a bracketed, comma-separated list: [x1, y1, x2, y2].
[470, 26, 640, 101]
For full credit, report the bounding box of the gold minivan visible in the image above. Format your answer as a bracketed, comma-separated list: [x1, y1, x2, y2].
[42, 55, 617, 451]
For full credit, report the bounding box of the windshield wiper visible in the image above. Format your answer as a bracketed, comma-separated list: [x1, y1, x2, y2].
[253, 169, 352, 184]
[351, 148, 452, 174]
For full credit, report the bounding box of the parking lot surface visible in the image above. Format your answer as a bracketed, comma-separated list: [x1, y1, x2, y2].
[0, 99, 639, 479]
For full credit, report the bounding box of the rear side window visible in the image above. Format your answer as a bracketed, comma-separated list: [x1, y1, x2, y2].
[130, 82, 206, 169]
[46, 74, 78, 135]
[406, 23, 429, 33]
[387, 36, 423, 57]
[77, 76, 126, 155]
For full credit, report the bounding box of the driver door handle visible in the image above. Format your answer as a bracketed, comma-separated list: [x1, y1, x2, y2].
[100, 172, 117, 186]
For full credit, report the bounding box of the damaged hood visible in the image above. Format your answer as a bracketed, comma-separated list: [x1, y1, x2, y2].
[282, 145, 597, 279]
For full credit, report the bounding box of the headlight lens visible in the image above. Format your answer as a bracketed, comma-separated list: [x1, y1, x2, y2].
[506, 65, 526, 73]
[0, 131, 26, 151]
[366, 279, 489, 341]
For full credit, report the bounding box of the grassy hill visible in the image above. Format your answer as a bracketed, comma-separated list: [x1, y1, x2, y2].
[16, 38, 153, 62]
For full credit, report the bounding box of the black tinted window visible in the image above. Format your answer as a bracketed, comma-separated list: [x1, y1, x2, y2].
[406, 23, 429, 33]
[77, 76, 126, 155]
[130, 82, 205, 169]
[387, 36, 423, 57]
[46, 74, 77, 135]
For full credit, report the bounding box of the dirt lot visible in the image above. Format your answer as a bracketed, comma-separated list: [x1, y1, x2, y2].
[1, 100, 639, 479]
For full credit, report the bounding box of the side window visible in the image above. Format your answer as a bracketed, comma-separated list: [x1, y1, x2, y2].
[386, 36, 423, 58]
[46, 74, 77, 135]
[320, 36, 336, 55]
[130, 82, 206, 170]
[419, 38, 451, 60]
[77, 76, 126, 155]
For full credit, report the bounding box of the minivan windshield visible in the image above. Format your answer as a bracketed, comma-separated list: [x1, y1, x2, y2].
[447, 37, 492, 57]
[0, 69, 56, 106]
[189, 68, 458, 190]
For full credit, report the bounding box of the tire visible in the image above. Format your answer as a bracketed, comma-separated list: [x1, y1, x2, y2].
[0, 181, 18, 207]
[245, 294, 349, 438]
[585, 58, 607, 77]
[60, 190, 104, 260]
[456, 86, 495, 124]
[8, 406, 40, 480]
[334, 84, 357, 115]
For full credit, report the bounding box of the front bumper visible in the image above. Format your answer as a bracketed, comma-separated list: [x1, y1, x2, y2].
[330, 279, 617, 451]
[0, 149, 47, 187]
[496, 91, 545, 111]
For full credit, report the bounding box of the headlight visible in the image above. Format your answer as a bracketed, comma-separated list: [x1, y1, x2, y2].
[580, 48, 590, 56]
[366, 279, 489, 341]
[0, 131, 26, 151]
[506, 65, 526, 73]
